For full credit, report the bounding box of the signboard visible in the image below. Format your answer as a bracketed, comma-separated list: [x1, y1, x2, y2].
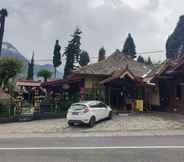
[85, 78, 93, 89]
[135, 99, 143, 112]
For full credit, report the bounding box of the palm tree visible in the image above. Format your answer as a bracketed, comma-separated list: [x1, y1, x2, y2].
[0, 8, 8, 56]
[37, 69, 52, 82]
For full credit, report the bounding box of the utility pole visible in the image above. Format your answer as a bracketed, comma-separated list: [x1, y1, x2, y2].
[0, 8, 8, 56]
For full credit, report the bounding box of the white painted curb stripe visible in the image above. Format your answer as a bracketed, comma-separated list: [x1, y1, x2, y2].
[0, 146, 184, 150]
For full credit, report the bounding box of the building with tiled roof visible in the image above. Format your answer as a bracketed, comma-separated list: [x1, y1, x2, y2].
[76, 50, 152, 78]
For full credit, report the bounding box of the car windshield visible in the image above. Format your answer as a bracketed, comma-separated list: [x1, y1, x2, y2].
[70, 104, 86, 110]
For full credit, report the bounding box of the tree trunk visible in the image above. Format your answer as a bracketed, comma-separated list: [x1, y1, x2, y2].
[54, 67, 56, 79]
[44, 77, 47, 82]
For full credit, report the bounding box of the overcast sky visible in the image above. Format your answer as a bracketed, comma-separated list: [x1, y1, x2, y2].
[0, 0, 184, 64]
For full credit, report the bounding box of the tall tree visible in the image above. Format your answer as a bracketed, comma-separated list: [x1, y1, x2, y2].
[53, 40, 61, 78]
[27, 52, 34, 80]
[122, 33, 136, 58]
[166, 15, 184, 59]
[79, 50, 90, 67]
[0, 9, 8, 56]
[98, 47, 106, 62]
[37, 69, 52, 82]
[0, 56, 22, 88]
[147, 57, 153, 65]
[137, 56, 145, 63]
[64, 28, 82, 77]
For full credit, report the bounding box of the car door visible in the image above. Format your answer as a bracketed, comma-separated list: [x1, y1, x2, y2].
[89, 102, 103, 121]
[98, 102, 109, 119]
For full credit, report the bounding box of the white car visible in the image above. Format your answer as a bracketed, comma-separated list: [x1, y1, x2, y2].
[67, 100, 112, 127]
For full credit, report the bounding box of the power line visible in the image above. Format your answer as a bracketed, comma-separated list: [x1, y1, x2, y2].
[30, 50, 165, 62]
[137, 50, 164, 55]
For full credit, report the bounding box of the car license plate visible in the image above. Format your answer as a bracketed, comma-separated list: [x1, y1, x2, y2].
[72, 112, 79, 115]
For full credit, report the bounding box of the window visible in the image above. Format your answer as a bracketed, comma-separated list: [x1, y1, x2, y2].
[90, 102, 107, 108]
[70, 104, 86, 110]
[97, 103, 107, 108]
[89, 102, 99, 108]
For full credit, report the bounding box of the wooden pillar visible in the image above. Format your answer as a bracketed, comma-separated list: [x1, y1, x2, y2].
[180, 84, 184, 112]
[108, 86, 111, 106]
[169, 80, 176, 112]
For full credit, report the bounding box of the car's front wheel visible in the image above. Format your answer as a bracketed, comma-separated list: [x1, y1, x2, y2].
[88, 116, 96, 128]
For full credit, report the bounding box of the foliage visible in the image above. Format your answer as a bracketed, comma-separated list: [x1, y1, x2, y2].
[27, 53, 34, 80]
[144, 57, 153, 65]
[79, 50, 90, 67]
[64, 28, 82, 77]
[137, 56, 153, 65]
[153, 61, 163, 68]
[122, 33, 136, 58]
[0, 56, 23, 88]
[98, 47, 106, 62]
[0, 98, 11, 117]
[147, 57, 153, 65]
[137, 56, 145, 63]
[37, 69, 52, 82]
[166, 15, 184, 58]
[53, 40, 61, 78]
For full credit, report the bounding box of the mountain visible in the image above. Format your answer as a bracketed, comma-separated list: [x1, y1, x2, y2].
[2, 42, 27, 60]
[1, 42, 63, 79]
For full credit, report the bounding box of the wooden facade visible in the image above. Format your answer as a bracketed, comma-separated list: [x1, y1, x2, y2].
[100, 68, 146, 112]
[157, 77, 184, 112]
[152, 57, 184, 112]
[44, 73, 107, 104]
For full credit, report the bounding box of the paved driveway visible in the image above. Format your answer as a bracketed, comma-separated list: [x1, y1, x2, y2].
[0, 112, 184, 134]
[64, 112, 184, 133]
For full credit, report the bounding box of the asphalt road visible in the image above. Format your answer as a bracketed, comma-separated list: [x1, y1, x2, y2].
[1, 136, 184, 162]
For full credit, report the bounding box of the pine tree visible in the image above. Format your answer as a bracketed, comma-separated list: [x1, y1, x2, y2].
[122, 33, 136, 58]
[64, 28, 82, 77]
[166, 15, 184, 58]
[53, 40, 61, 78]
[98, 47, 106, 62]
[147, 57, 152, 65]
[137, 56, 145, 63]
[79, 50, 90, 67]
[27, 52, 34, 80]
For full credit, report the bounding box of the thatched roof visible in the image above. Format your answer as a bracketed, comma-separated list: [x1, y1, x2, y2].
[76, 50, 153, 78]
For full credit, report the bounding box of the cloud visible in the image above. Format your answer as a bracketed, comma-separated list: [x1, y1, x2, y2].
[121, 0, 150, 10]
[0, 0, 182, 64]
[89, 0, 105, 8]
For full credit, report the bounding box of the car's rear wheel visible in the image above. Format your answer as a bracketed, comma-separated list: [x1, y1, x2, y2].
[68, 122, 74, 127]
[108, 111, 112, 119]
[88, 116, 96, 128]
